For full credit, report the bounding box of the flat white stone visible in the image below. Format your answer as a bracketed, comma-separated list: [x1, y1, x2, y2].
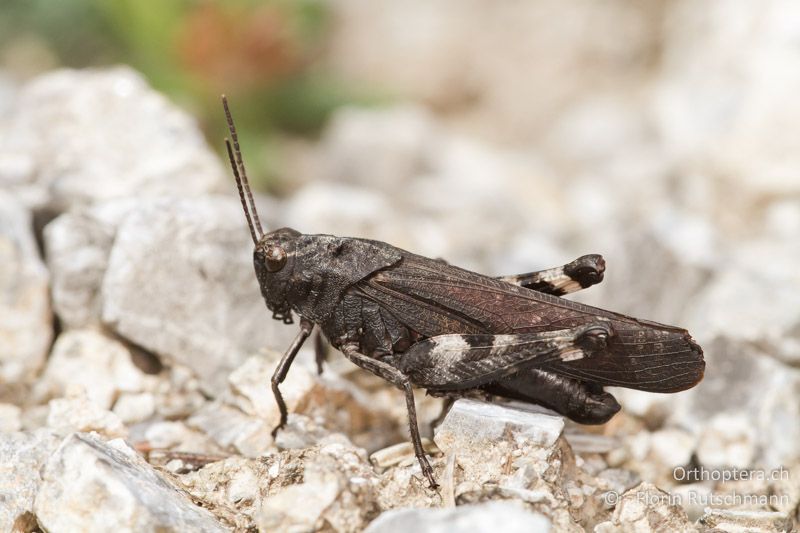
[435, 398, 565, 454]
[364, 501, 551, 533]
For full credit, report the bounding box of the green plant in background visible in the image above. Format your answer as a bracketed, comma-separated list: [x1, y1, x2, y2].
[0, 0, 375, 192]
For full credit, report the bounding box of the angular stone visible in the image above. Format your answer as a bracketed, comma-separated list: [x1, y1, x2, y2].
[226, 354, 316, 423]
[177, 456, 268, 531]
[667, 338, 800, 469]
[151, 363, 207, 420]
[427, 399, 588, 529]
[364, 501, 552, 533]
[436, 399, 564, 452]
[34, 329, 149, 410]
[695, 413, 756, 469]
[0, 430, 60, 532]
[34, 433, 228, 532]
[100, 196, 300, 395]
[684, 240, 800, 365]
[648, 428, 696, 469]
[0, 67, 225, 212]
[0, 403, 21, 432]
[46, 395, 127, 438]
[188, 402, 273, 458]
[594, 482, 696, 533]
[139, 420, 219, 455]
[112, 392, 156, 425]
[434, 399, 566, 485]
[43, 202, 120, 328]
[699, 508, 793, 533]
[256, 437, 380, 533]
[0, 191, 51, 389]
[45, 196, 297, 395]
[217, 354, 406, 454]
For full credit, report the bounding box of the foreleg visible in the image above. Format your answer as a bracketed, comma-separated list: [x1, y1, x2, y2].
[271, 318, 314, 437]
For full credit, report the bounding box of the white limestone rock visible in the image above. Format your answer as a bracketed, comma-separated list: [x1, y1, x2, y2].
[226, 354, 317, 423]
[187, 401, 274, 458]
[139, 420, 219, 455]
[34, 433, 229, 532]
[668, 337, 800, 469]
[684, 239, 800, 367]
[112, 392, 157, 425]
[648, 428, 697, 470]
[100, 196, 299, 395]
[43, 200, 122, 328]
[0, 67, 225, 212]
[177, 456, 268, 531]
[696, 413, 756, 469]
[364, 501, 552, 533]
[434, 398, 566, 484]
[430, 399, 586, 530]
[593, 482, 696, 533]
[34, 329, 149, 410]
[45, 196, 296, 395]
[0, 403, 22, 432]
[46, 395, 127, 439]
[0, 430, 60, 532]
[256, 436, 381, 533]
[0, 191, 51, 389]
[699, 508, 793, 533]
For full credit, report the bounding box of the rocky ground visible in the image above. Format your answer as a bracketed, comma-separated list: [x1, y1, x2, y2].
[2, 4, 800, 528]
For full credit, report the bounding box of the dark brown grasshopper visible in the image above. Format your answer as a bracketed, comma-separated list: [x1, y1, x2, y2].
[221, 97, 704, 488]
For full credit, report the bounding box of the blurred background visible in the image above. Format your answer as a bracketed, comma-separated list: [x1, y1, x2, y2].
[2, 1, 800, 530]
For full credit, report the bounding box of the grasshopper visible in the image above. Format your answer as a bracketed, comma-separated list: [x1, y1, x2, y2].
[221, 97, 704, 488]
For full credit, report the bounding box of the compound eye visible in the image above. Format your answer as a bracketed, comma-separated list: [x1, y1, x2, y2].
[265, 245, 287, 272]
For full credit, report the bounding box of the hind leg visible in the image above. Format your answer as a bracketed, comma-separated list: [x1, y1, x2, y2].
[498, 254, 606, 296]
[483, 369, 620, 424]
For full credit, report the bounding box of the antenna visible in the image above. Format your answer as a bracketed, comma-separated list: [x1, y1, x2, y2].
[225, 138, 258, 244]
[222, 95, 263, 244]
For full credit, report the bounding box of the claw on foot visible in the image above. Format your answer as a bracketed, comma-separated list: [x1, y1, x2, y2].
[271, 419, 286, 440]
[419, 456, 439, 490]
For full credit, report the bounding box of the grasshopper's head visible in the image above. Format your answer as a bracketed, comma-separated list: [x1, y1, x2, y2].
[252, 227, 301, 323]
[222, 96, 301, 323]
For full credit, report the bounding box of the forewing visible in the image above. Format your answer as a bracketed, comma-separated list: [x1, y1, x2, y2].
[542, 325, 705, 392]
[393, 323, 613, 390]
[361, 253, 704, 393]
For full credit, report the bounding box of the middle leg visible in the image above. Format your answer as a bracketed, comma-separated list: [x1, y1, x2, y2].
[340, 344, 438, 489]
